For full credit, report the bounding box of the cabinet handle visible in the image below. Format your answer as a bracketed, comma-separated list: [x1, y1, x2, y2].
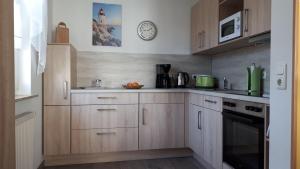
[142, 108, 146, 125]
[198, 111, 202, 130]
[244, 9, 249, 32]
[96, 132, 116, 136]
[202, 31, 205, 48]
[97, 108, 116, 111]
[198, 32, 202, 49]
[205, 99, 217, 104]
[63, 81, 68, 100]
[97, 97, 117, 99]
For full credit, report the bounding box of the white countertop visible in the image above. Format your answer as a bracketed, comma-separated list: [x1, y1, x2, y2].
[71, 88, 270, 104]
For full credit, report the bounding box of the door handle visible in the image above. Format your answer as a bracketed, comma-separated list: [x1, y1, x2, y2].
[205, 99, 217, 104]
[244, 9, 249, 33]
[198, 111, 202, 130]
[63, 81, 68, 100]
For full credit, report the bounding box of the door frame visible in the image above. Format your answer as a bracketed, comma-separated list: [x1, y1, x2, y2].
[293, 0, 300, 168]
[0, 0, 16, 168]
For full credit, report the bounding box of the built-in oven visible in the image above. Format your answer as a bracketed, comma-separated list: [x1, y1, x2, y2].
[219, 11, 242, 43]
[223, 99, 265, 169]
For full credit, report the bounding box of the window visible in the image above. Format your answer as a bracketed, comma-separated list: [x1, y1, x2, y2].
[14, 0, 31, 96]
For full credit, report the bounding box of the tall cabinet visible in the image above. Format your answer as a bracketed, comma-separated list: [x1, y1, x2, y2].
[43, 44, 77, 156]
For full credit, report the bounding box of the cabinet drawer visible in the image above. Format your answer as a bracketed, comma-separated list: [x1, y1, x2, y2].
[72, 105, 138, 129]
[71, 93, 138, 105]
[189, 93, 204, 106]
[140, 93, 184, 104]
[71, 128, 138, 154]
[203, 95, 222, 112]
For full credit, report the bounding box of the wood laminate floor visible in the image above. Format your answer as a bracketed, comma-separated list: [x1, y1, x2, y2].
[43, 157, 206, 169]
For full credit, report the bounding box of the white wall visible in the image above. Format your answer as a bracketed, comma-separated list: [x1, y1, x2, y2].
[269, 0, 294, 168]
[48, 0, 195, 55]
[15, 52, 43, 169]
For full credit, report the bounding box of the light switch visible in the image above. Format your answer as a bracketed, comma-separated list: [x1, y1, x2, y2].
[276, 64, 287, 90]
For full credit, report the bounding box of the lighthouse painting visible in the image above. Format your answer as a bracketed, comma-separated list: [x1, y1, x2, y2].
[92, 3, 122, 47]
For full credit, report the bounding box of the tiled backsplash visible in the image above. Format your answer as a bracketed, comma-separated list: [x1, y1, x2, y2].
[77, 52, 212, 88]
[212, 43, 270, 94]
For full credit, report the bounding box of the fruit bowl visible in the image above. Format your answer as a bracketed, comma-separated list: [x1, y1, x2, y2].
[122, 82, 144, 89]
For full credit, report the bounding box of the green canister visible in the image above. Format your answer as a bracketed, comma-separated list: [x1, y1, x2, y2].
[247, 63, 263, 96]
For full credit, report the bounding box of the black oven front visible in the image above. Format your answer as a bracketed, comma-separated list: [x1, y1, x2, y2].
[223, 106, 265, 169]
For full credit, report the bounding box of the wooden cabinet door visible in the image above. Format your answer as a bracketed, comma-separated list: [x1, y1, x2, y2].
[189, 104, 204, 156]
[191, 3, 199, 53]
[44, 106, 70, 156]
[202, 108, 222, 169]
[44, 45, 71, 105]
[244, 0, 271, 37]
[207, 0, 219, 48]
[139, 104, 185, 150]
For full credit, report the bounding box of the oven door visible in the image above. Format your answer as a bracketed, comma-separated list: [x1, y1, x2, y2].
[219, 11, 242, 43]
[223, 109, 264, 169]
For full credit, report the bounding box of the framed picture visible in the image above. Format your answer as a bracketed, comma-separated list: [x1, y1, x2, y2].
[92, 2, 122, 47]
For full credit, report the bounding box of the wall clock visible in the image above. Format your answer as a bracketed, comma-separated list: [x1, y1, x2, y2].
[137, 21, 157, 41]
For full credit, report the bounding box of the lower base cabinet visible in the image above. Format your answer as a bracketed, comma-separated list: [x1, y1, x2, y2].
[44, 106, 71, 156]
[189, 103, 222, 169]
[139, 104, 185, 150]
[72, 128, 138, 154]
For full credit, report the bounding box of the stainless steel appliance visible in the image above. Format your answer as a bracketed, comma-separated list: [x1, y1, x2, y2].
[156, 64, 171, 88]
[177, 72, 189, 88]
[219, 11, 242, 43]
[223, 98, 265, 169]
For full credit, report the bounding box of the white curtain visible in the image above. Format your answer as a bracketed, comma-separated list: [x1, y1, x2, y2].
[24, 0, 48, 75]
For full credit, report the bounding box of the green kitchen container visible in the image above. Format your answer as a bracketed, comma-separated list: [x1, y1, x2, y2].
[247, 64, 263, 96]
[195, 75, 215, 88]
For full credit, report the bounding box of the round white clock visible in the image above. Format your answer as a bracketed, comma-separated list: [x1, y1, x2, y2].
[137, 21, 157, 41]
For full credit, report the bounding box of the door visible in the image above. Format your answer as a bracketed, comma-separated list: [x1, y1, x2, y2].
[203, 108, 222, 169]
[207, 0, 219, 48]
[44, 45, 71, 105]
[0, 0, 15, 168]
[189, 104, 204, 156]
[243, 0, 271, 37]
[139, 104, 185, 150]
[44, 106, 71, 156]
[191, 2, 199, 53]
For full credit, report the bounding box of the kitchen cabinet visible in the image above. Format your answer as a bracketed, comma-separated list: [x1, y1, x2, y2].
[189, 104, 204, 156]
[202, 107, 222, 169]
[243, 0, 271, 37]
[44, 44, 77, 106]
[191, 0, 219, 54]
[189, 94, 222, 169]
[44, 106, 71, 156]
[72, 128, 138, 154]
[139, 103, 185, 150]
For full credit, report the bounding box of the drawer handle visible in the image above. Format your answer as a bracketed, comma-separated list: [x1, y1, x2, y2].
[97, 97, 117, 99]
[97, 108, 117, 111]
[205, 100, 217, 104]
[198, 111, 202, 130]
[96, 132, 116, 136]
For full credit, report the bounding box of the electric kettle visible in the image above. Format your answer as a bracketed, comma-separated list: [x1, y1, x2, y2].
[177, 72, 189, 88]
[247, 63, 263, 96]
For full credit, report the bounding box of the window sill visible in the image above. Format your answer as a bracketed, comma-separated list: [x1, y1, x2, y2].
[15, 94, 39, 102]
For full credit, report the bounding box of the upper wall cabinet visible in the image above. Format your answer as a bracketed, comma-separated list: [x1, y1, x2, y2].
[191, 0, 271, 55]
[243, 0, 271, 37]
[191, 0, 219, 54]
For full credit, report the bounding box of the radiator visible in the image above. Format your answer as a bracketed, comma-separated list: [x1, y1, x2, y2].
[15, 112, 35, 169]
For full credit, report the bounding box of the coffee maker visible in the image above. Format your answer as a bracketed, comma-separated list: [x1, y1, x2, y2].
[156, 64, 171, 88]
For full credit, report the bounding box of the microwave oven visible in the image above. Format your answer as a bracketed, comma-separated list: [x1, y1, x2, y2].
[219, 11, 242, 43]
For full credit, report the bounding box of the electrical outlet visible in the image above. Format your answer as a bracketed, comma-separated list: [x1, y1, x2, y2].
[276, 64, 287, 90]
